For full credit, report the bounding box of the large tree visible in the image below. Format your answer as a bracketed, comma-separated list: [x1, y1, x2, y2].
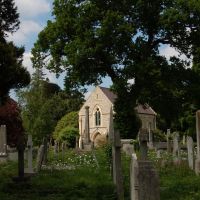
[17, 68, 84, 144]
[32, 0, 200, 137]
[0, 0, 30, 104]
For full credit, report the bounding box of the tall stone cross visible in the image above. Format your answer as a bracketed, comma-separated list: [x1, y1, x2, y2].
[112, 130, 124, 200]
[26, 135, 34, 173]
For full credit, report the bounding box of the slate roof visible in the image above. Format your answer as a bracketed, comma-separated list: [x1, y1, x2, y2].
[99, 86, 156, 116]
[99, 86, 117, 103]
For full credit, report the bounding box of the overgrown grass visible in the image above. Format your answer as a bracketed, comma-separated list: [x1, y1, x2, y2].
[0, 148, 116, 200]
[1, 148, 200, 200]
[160, 164, 200, 200]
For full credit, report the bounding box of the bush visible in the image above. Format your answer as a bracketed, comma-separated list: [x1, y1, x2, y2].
[53, 111, 78, 140]
[57, 126, 78, 148]
[153, 129, 166, 142]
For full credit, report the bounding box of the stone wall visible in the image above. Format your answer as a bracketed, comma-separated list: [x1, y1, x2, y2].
[79, 87, 112, 145]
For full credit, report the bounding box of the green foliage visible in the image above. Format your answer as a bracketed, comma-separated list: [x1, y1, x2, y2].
[0, 0, 30, 103]
[0, 98, 24, 147]
[0, 149, 116, 200]
[160, 165, 200, 200]
[153, 129, 166, 142]
[17, 69, 82, 144]
[53, 111, 78, 139]
[57, 126, 78, 148]
[32, 0, 200, 137]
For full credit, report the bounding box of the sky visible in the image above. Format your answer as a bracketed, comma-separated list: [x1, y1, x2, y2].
[8, 0, 189, 99]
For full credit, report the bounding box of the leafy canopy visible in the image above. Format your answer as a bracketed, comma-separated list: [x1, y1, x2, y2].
[0, 0, 30, 103]
[32, 0, 200, 135]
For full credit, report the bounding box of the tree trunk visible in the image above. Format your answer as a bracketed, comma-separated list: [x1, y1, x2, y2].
[17, 142, 25, 179]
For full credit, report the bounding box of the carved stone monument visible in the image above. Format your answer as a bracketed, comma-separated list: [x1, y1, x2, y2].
[112, 130, 124, 200]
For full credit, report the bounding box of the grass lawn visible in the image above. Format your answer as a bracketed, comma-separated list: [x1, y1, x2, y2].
[160, 164, 200, 200]
[0, 147, 116, 200]
[1, 147, 200, 200]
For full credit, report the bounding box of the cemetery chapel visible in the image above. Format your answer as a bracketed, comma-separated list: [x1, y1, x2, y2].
[79, 86, 157, 147]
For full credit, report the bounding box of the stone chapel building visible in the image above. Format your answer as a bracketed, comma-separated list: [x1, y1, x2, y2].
[79, 86, 156, 147]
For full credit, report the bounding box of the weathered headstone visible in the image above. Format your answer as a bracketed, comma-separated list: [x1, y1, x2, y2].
[137, 160, 160, 200]
[148, 128, 153, 149]
[130, 137, 160, 200]
[0, 125, 7, 155]
[166, 129, 171, 153]
[195, 110, 200, 174]
[173, 132, 180, 164]
[156, 150, 162, 159]
[54, 141, 58, 157]
[182, 135, 186, 145]
[187, 136, 194, 170]
[112, 130, 124, 200]
[139, 129, 148, 160]
[130, 154, 139, 200]
[35, 145, 44, 172]
[0, 125, 7, 163]
[25, 135, 34, 173]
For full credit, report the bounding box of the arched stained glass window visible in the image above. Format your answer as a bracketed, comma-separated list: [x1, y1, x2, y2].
[95, 108, 101, 126]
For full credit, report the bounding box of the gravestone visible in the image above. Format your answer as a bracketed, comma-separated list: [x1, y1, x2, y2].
[112, 130, 124, 200]
[182, 135, 186, 145]
[35, 145, 44, 172]
[156, 150, 162, 159]
[187, 136, 194, 170]
[166, 129, 172, 153]
[195, 110, 200, 174]
[130, 130, 160, 200]
[130, 154, 139, 200]
[139, 129, 148, 160]
[54, 141, 58, 157]
[173, 132, 180, 164]
[0, 125, 7, 162]
[0, 125, 7, 154]
[148, 128, 153, 149]
[25, 135, 34, 174]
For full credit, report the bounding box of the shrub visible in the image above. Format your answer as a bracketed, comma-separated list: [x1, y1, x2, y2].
[153, 129, 166, 142]
[53, 111, 78, 140]
[57, 126, 78, 148]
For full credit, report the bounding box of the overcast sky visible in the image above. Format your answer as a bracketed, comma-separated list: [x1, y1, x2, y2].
[8, 0, 188, 98]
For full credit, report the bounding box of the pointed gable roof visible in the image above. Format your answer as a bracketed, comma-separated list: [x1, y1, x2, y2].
[99, 86, 117, 103]
[135, 104, 157, 116]
[99, 86, 156, 116]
